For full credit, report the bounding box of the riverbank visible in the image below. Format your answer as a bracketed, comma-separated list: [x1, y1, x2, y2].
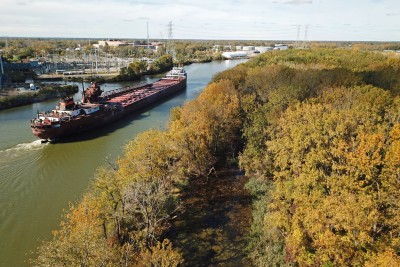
[0, 85, 78, 110]
[37, 72, 118, 82]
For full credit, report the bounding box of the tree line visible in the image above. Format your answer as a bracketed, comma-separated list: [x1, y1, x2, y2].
[114, 55, 174, 82]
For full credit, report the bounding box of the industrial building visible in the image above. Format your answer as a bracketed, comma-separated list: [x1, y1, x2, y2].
[242, 46, 255, 51]
[255, 46, 274, 53]
[93, 40, 129, 48]
[274, 44, 289, 50]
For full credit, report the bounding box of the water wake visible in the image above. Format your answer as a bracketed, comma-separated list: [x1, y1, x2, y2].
[0, 140, 47, 161]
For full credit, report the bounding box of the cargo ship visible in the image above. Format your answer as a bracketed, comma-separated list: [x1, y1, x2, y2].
[30, 67, 187, 141]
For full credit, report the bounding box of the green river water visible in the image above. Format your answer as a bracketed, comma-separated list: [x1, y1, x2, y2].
[0, 60, 247, 267]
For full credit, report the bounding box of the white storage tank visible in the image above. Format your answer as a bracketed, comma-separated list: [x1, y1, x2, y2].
[274, 44, 288, 50]
[242, 46, 255, 51]
[255, 46, 273, 53]
[222, 51, 248, 59]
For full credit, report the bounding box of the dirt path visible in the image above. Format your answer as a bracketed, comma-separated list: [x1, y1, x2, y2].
[167, 169, 253, 267]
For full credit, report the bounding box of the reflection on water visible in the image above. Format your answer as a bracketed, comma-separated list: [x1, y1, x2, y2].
[0, 59, 247, 267]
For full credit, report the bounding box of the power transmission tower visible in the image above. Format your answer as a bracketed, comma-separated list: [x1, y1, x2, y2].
[295, 25, 301, 48]
[303, 24, 309, 48]
[166, 21, 175, 59]
[147, 21, 150, 50]
[167, 21, 172, 54]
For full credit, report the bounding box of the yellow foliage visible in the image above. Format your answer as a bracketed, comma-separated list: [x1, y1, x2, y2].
[260, 87, 400, 266]
[169, 79, 241, 176]
[365, 248, 400, 267]
[118, 130, 175, 182]
[137, 239, 183, 267]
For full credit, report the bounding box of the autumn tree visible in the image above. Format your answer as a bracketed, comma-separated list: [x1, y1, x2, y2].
[33, 130, 184, 266]
[234, 48, 400, 266]
[246, 86, 400, 266]
[169, 79, 241, 176]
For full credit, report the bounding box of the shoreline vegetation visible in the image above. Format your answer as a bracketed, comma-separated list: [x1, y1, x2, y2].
[0, 85, 78, 110]
[33, 47, 400, 266]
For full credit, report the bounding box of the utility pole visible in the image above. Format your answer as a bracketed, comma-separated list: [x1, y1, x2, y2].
[147, 21, 150, 50]
[95, 48, 98, 74]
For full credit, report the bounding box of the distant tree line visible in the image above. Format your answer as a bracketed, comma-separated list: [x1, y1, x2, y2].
[3, 37, 398, 65]
[113, 54, 174, 82]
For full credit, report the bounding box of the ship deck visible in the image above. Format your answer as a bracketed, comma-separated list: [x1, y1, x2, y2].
[106, 78, 183, 107]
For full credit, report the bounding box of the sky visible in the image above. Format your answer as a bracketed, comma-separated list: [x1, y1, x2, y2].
[0, 0, 399, 41]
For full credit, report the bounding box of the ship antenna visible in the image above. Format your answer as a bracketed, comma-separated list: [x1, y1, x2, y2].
[82, 87, 85, 102]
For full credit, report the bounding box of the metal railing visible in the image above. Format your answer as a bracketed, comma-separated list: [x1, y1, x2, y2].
[101, 82, 149, 100]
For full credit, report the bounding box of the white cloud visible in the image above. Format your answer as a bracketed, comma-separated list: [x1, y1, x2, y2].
[274, 0, 313, 5]
[0, 0, 399, 41]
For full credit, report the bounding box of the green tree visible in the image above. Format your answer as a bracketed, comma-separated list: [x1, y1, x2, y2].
[129, 60, 148, 76]
[150, 54, 173, 73]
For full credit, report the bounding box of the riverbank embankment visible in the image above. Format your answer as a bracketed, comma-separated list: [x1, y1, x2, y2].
[0, 85, 78, 110]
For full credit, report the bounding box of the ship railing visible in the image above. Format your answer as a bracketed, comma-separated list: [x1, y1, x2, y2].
[101, 82, 149, 100]
[166, 67, 186, 78]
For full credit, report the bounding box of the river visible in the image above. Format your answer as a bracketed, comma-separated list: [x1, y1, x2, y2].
[0, 59, 247, 267]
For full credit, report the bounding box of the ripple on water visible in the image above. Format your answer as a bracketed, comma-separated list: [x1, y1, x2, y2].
[0, 140, 46, 161]
[0, 140, 47, 214]
[0, 140, 45, 178]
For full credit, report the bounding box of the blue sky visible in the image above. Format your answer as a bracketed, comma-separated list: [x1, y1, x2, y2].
[1, 0, 399, 41]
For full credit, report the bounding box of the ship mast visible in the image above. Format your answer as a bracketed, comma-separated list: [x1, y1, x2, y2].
[0, 55, 4, 75]
[0, 55, 4, 90]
